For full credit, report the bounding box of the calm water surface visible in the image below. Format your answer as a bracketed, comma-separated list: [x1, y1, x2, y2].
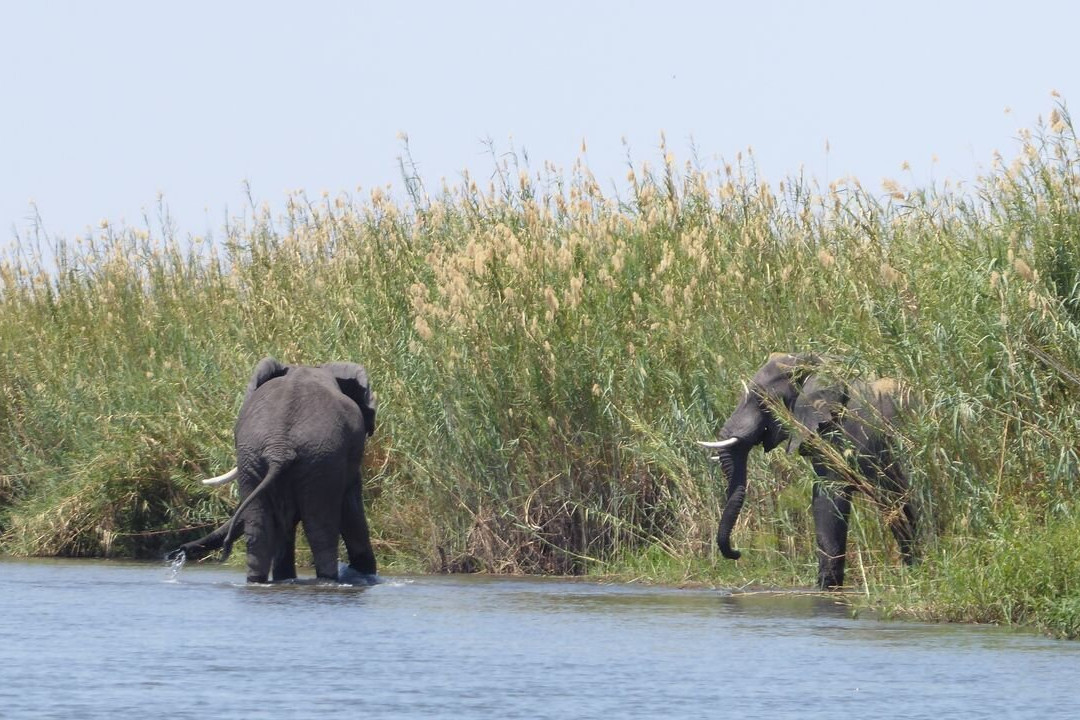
[1, 558, 1078, 718]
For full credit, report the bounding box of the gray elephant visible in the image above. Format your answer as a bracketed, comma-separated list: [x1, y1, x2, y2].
[171, 357, 378, 583]
[698, 352, 916, 589]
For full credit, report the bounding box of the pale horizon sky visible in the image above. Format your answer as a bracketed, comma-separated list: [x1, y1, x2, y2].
[3, 1, 1078, 245]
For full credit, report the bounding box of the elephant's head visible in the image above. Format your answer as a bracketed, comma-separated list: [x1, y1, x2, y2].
[698, 352, 819, 559]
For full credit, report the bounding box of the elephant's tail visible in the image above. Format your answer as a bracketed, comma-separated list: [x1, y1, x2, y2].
[220, 459, 291, 563]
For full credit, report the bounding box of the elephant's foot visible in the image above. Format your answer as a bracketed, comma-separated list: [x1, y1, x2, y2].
[339, 562, 379, 585]
[816, 566, 846, 590]
[348, 552, 377, 576]
[271, 565, 298, 582]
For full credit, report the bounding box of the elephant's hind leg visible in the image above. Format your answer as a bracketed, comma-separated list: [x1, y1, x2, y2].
[294, 465, 346, 581]
[301, 519, 342, 581]
[271, 517, 299, 582]
[889, 501, 917, 566]
[875, 460, 917, 566]
[241, 496, 286, 583]
[244, 520, 279, 584]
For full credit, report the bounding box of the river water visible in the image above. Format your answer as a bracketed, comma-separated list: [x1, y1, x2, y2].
[0, 559, 1078, 718]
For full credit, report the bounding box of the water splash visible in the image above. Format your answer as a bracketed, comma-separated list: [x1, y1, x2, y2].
[165, 550, 186, 583]
[338, 562, 381, 586]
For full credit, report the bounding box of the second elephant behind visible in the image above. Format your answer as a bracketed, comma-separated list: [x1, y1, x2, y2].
[699, 353, 917, 589]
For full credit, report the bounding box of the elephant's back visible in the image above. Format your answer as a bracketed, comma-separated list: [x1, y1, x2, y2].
[846, 378, 909, 424]
[236, 368, 364, 454]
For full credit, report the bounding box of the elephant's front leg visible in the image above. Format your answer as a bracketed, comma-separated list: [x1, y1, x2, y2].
[341, 482, 377, 576]
[810, 460, 853, 589]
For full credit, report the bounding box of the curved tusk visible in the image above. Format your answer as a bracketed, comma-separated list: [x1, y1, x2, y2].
[696, 438, 739, 449]
[202, 466, 239, 486]
[709, 455, 721, 462]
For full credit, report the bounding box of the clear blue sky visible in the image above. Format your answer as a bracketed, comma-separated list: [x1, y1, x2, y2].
[3, 1, 1077, 244]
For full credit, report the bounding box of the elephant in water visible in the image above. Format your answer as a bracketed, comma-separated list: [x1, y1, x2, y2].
[697, 352, 916, 589]
[171, 357, 378, 583]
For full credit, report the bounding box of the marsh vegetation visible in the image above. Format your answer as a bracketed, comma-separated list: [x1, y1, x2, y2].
[3, 103, 1080, 636]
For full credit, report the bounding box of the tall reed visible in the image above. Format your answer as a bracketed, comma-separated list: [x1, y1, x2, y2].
[2, 104, 1079, 634]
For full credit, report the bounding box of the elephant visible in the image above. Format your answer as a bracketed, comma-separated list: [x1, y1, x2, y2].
[170, 357, 378, 583]
[697, 352, 916, 589]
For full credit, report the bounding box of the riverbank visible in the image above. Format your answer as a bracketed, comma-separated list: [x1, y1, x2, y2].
[3, 103, 1080, 637]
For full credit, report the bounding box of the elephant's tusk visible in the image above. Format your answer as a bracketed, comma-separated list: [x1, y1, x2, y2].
[696, 438, 739, 449]
[709, 455, 721, 462]
[202, 467, 239, 486]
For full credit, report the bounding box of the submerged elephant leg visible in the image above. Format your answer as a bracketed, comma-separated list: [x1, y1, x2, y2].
[341, 482, 377, 575]
[297, 477, 343, 581]
[810, 462, 852, 589]
[245, 542, 274, 584]
[271, 517, 299, 582]
[302, 519, 342, 581]
[243, 498, 282, 584]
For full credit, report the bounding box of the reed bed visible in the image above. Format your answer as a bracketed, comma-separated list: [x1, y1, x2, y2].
[3, 105, 1080, 635]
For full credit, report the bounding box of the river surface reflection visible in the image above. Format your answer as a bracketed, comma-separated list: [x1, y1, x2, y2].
[1, 559, 1077, 718]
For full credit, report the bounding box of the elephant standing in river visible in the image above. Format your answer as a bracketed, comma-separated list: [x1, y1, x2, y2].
[698, 352, 916, 589]
[170, 357, 377, 583]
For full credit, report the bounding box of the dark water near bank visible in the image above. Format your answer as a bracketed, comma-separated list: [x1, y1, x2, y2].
[1, 559, 1078, 718]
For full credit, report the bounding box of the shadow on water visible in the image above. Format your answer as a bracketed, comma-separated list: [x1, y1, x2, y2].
[714, 588, 855, 620]
[428, 573, 855, 625]
[235, 580, 379, 608]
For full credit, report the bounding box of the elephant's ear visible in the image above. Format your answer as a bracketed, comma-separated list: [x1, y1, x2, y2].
[243, 357, 289, 406]
[321, 362, 377, 437]
[787, 374, 847, 454]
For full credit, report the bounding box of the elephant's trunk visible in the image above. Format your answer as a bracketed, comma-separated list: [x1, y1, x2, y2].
[166, 518, 237, 563]
[715, 445, 750, 560]
[221, 458, 291, 562]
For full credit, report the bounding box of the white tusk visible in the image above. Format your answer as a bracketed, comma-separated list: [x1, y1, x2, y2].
[709, 455, 721, 462]
[696, 438, 739, 449]
[202, 466, 239, 486]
